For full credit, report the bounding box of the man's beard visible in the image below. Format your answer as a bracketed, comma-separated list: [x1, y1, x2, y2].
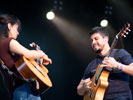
[95, 49, 101, 54]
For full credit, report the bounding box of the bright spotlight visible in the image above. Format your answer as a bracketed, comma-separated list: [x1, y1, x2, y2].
[100, 19, 108, 27]
[46, 11, 55, 20]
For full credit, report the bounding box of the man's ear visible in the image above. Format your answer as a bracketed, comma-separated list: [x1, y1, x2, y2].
[7, 23, 12, 30]
[104, 36, 109, 42]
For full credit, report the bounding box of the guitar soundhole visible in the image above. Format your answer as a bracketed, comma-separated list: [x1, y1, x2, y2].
[94, 75, 99, 86]
[88, 89, 92, 99]
[35, 66, 42, 74]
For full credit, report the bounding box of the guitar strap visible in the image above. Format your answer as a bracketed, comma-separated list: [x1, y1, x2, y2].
[0, 59, 16, 77]
[0, 59, 36, 87]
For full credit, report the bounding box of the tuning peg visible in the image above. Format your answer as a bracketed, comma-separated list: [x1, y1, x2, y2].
[126, 32, 129, 35]
[29, 43, 33, 47]
[29, 42, 36, 47]
[123, 35, 126, 38]
[128, 29, 131, 32]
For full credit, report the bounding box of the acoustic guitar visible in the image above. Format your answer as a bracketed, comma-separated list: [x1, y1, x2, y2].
[83, 23, 131, 100]
[15, 43, 52, 93]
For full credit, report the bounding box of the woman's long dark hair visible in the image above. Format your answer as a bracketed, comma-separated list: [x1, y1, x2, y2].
[0, 14, 21, 40]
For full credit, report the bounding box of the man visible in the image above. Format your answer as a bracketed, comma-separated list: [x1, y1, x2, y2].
[77, 26, 133, 100]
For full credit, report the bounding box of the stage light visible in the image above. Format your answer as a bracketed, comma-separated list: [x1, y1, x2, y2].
[100, 19, 108, 27]
[53, 0, 63, 11]
[46, 11, 55, 20]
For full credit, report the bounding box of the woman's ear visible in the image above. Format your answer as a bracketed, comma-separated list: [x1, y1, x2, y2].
[7, 23, 12, 30]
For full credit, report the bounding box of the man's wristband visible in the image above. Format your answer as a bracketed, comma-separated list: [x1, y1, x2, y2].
[119, 63, 123, 71]
[116, 63, 123, 71]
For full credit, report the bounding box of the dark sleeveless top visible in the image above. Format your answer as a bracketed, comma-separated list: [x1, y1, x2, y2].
[0, 37, 26, 99]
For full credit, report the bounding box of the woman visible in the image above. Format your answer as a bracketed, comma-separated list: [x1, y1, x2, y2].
[0, 14, 52, 100]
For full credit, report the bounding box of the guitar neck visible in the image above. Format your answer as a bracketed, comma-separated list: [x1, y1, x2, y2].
[95, 35, 119, 84]
[106, 36, 118, 58]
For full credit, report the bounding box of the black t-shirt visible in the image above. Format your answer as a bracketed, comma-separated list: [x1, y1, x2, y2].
[83, 49, 133, 99]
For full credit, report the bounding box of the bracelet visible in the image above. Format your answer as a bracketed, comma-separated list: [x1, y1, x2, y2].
[115, 63, 124, 71]
[116, 64, 119, 69]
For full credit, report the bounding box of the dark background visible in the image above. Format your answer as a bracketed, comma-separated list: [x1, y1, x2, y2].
[0, 0, 133, 100]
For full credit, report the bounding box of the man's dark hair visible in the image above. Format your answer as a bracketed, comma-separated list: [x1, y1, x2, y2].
[89, 26, 109, 38]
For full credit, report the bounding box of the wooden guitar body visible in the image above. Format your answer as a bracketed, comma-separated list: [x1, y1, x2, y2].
[84, 64, 109, 100]
[15, 56, 52, 93]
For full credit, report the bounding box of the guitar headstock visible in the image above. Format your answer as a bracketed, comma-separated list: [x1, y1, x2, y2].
[116, 23, 131, 39]
[29, 42, 41, 50]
